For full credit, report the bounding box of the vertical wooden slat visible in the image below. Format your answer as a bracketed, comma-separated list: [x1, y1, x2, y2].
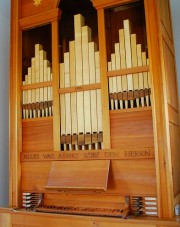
[111, 53, 118, 110]
[119, 29, 128, 108]
[97, 8, 111, 149]
[82, 26, 92, 149]
[137, 44, 145, 107]
[69, 41, 78, 149]
[74, 14, 85, 148]
[35, 44, 42, 117]
[89, 42, 98, 148]
[43, 59, 49, 116]
[27, 67, 32, 118]
[95, 51, 103, 148]
[108, 62, 114, 110]
[124, 19, 133, 108]
[131, 34, 139, 107]
[9, 0, 21, 207]
[115, 43, 123, 109]
[31, 57, 36, 117]
[52, 20, 60, 150]
[147, 58, 152, 104]
[60, 63, 66, 150]
[39, 50, 46, 117]
[142, 52, 149, 106]
[144, 0, 170, 217]
[64, 52, 72, 150]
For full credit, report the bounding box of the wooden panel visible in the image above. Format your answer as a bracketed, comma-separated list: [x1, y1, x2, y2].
[21, 159, 156, 196]
[162, 40, 178, 110]
[0, 208, 180, 226]
[110, 108, 154, 148]
[21, 0, 59, 18]
[158, 0, 172, 40]
[169, 123, 180, 197]
[0, 213, 12, 227]
[21, 161, 51, 192]
[168, 105, 179, 126]
[11, 213, 155, 227]
[22, 118, 53, 152]
[44, 160, 110, 191]
[108, 159, 156, 195]
[42, 193, 127, 209]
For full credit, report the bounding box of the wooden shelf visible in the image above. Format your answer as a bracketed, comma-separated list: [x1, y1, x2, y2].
[44, 160, 110, 191]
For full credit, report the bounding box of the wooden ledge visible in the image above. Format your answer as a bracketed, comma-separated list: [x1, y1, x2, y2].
[44, 160, 110, 192]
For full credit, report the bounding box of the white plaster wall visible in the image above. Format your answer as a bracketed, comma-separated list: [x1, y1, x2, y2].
[170, 0, 180, 99]
[0, 0, 10, 206]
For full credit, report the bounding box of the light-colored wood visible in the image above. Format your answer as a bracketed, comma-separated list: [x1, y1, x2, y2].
[124, 20, 133, 99]
[64, 52, 71, 142]
[27, 67, 32, 118]
[59, 83, 101, 94]
[52, 20, 60, 150]
[82, 26, 92, 140]
[21, 80, 52, 90]
[131, 34, 139, 107]
[60, 63, 66, 149]
[69, 41, 78, 147]
[9, 0, 22, 208]
[0, 213, 12, 227]
[89, 42, 98, 143]
[115, 43, 123, 109]
[107, 65, 149, 77]
[119, 29, 128, 108]
[137, 44, 145, 107]
[97, 8, 111, 148]
[74, 14, 85, 141]
[111, 53, 118, 109]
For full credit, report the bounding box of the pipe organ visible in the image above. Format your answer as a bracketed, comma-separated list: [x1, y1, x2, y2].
[108, 19, 151, 110]
[59, 14, 103, 151]
[22, 44, 53, 119]
[2, 0, 180, 226]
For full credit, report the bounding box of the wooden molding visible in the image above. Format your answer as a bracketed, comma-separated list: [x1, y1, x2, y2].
[19, 8, 61, 30]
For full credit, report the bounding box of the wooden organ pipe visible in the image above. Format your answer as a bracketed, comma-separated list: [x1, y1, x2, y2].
[59, 14, 103, 151]
[107, 19, 151, 110]
[22, 44, 53, 119]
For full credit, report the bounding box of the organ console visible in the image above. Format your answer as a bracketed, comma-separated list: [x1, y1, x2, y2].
[1, 0, 180, 226]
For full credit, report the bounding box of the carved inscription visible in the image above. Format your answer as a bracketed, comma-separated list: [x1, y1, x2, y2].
[22, 149, 154, 162]
[75, 86, 83, 91]
[124, 150, 151, 157]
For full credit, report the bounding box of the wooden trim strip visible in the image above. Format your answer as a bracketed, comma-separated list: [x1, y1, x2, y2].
[22, 116, 53, 123]
[19, 8, 61, 30]
[59, 83, 101, 94]
[20, 147, 155, 162]
[21, 81, 52, 90]
[107, 65, 149, 77]
[92, 0, 137, 9]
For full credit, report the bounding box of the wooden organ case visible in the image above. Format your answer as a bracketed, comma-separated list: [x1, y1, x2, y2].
[1, 0, 180, 226]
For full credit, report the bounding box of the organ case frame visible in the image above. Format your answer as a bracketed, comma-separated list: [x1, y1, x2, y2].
[2, 0, 180, 226]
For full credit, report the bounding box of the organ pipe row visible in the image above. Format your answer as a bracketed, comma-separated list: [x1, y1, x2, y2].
[108, 19, 151, 110]
[22, 44, 53, 119]
[60, 14, 103, 151]
[21, 15, 151, 151]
